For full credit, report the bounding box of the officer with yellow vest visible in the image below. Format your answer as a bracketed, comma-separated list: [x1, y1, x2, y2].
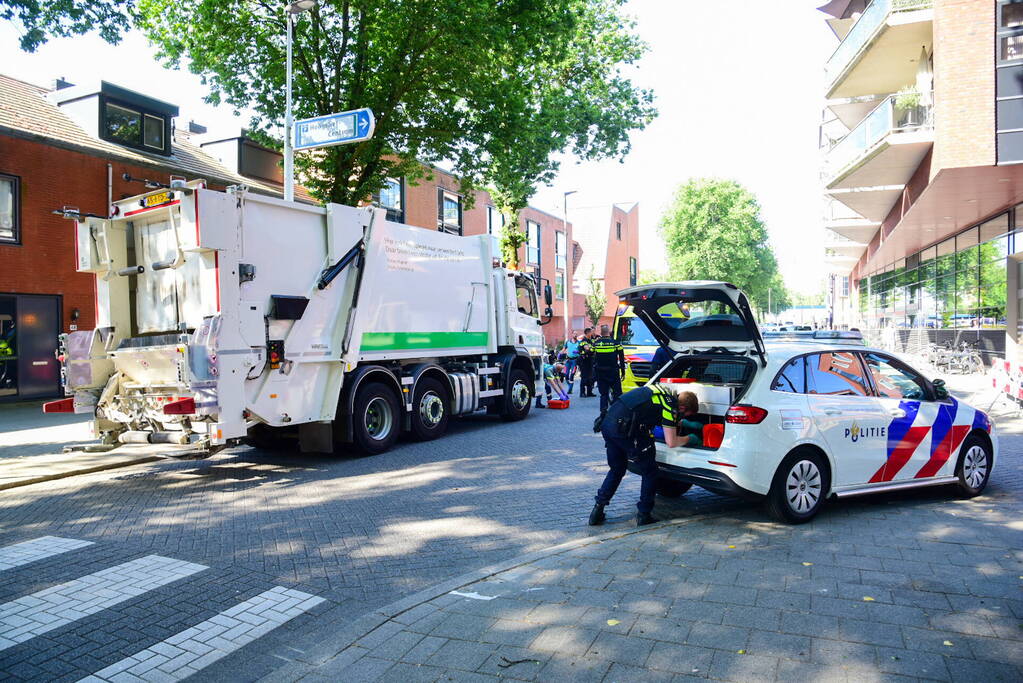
[592, 324, 625, 412]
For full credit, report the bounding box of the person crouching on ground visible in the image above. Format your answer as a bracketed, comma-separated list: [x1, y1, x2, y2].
[536, 362, 568, 408]
[590, 388, 700, 526]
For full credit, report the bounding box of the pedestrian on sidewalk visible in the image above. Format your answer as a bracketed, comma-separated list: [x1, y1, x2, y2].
[592, 324, 625, 412]
[590, 388, 700, 526]
[578, 328, 596, 397]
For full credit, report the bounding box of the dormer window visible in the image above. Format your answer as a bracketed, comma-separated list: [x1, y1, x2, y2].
[101, 98, 169, 155]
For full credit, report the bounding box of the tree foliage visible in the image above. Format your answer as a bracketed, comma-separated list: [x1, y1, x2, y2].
[658, 178, 784, 311]
[3, 0, 133, 51]
[134, 0, 654, 217]
[584, 266, 605, 327]
[637, 268, 667, 285]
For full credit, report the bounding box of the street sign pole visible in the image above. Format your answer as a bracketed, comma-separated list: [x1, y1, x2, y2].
[284, 10, 295, 202]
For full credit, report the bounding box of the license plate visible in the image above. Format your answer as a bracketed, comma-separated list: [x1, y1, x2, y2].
[144, 191, 172, 207]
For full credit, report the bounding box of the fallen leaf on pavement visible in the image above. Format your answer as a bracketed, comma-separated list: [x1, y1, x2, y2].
[802, 562, 813, 566]
[863, 597, 875, 602]
[943, 641, 954, 647]
[607, 619, 620, 626]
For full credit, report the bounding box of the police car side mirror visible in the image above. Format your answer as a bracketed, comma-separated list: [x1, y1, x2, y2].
[932, 378, 949, 400]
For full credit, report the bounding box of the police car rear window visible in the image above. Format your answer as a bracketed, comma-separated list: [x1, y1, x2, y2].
[772, 357, 806, 393]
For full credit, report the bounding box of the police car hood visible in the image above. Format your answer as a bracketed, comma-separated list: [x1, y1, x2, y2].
[616, 282, 767, 367]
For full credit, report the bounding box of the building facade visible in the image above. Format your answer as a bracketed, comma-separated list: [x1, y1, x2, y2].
[571, 203, 641, 331]
[819, 0, 1023, 363]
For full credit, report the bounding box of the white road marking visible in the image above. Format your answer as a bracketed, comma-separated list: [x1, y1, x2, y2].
[0, 536, 94, 571]
[0, 555, 207, 651]
[79, 586, 325, 682]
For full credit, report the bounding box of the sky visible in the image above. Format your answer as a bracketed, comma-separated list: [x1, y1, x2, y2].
[0, 0, 837, 293]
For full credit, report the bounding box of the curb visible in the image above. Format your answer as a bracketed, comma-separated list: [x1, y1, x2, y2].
[262, 511, 723, 682]
[0, 455, 162, 491]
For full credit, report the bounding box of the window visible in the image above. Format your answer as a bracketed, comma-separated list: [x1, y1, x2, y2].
[616, 316, 657, 346]
[437, 189, 462, 235]
[616, 221, 622, 240]
[840, 276, 850, 298]
[555, 271, 565, 300]
[143, 114, 164, 149]
[1003, 1, 1023, 28]
[861, 353, 928, 400]
[101, 100, 168, 155]
[0, 174, 18, 244]
[486, 206, 504, 235]
[516, 278, 537, 316]
[526, 220, 541, 264]
[375, 178, 404, 223]
[772, 356, 806, 394]
[555, 231, 566, 269]
[805, 351, 870, 396]
[629, 257, 637, 286]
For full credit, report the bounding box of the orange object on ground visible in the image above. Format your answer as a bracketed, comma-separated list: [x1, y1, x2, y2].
[703, 423, 724, 448]
[660, 377, 696, 383]
[547, 399, 570, 410]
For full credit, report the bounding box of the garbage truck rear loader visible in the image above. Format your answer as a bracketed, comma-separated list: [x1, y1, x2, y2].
[48, 181, 549, 455]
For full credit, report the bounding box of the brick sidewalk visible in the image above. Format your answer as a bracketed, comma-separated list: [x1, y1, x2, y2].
[279, 380, 1023, 682]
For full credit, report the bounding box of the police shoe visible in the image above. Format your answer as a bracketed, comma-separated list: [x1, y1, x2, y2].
[588, 504, 606, 526]
[636, 512, 659, 526]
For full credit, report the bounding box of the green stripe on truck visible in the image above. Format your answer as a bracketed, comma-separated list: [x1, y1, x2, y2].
[361, 332, 488, 351]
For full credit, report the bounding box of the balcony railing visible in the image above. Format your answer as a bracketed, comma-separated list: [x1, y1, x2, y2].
[825, 0, 933, 86]
[826, 94, 932, 182]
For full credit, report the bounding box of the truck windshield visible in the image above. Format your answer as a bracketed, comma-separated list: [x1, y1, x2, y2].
[516, 280, 538, 317]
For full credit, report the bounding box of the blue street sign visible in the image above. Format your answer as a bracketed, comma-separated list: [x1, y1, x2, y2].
[294, 108, 375, 150]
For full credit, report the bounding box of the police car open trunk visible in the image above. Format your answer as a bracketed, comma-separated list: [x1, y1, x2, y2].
[617, 282, 767, 450]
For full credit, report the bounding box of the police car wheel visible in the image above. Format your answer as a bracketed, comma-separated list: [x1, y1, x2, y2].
[954, 435, 991, 498]
[352, 382, 400, 455]
[655, 478, 692, 498]
[766, 450, 829, 524]
[410, 377, 450, 441]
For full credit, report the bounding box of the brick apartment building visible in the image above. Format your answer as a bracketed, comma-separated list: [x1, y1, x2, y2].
[571, 203, 641, 331]
[819, 0, 1023, 362]
[0, 73, 635, 399]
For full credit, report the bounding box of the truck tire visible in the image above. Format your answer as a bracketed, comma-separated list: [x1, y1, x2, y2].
[501, 368, 532, 422]
[410, 377, 450, 441]
[352, 382, 400, 454]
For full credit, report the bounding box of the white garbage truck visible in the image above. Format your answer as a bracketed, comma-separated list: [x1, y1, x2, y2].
[46, 180, 551, 455]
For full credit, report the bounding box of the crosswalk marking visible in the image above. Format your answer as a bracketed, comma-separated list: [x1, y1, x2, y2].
[80, 586, 325, 682]
[0, 536, 94, 571]
[0, 555, 207, 652]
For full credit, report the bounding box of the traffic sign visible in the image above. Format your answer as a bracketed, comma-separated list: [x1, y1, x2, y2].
[294, 108, 375, 150]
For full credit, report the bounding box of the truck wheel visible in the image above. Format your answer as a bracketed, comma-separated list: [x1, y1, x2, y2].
[410, 377, 450, 441]
[765, 450, 829, 524]
[352, 382, 400, 454]
[501, 368, 532, 422]
[655, 478, 692, 498]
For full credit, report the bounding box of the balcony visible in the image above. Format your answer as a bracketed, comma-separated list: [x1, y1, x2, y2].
[823, 199, 880, 243]
[826, 0, 933, 99]
[824, 95, 933, 221]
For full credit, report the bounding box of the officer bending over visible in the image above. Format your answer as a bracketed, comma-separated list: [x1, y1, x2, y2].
[590, 388, 700, 526]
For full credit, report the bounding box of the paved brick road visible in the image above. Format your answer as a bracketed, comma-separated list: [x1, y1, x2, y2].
[0, 378, 1019, 681]
[0, 399, 741, 680]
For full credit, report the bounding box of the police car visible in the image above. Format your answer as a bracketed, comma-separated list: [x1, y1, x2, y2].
[619, 282, 997, 524]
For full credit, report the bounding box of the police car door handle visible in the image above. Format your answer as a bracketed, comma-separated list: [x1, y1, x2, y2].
[888, 408, 907, 418]
[822, 408, 842, 416]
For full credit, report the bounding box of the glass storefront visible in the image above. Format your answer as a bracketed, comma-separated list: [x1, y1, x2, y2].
[857, 208, 1019, 330]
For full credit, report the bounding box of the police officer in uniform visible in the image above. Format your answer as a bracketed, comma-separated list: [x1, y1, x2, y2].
[590, 388, 700, 526]
[592, 324, 625, 412]
[577, 328, 595, 397]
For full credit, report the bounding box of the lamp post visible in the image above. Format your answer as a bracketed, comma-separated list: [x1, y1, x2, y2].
[562, 190, 577, 344]
[284, 0, 316, 202]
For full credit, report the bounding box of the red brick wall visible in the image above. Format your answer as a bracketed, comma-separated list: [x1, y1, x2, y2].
[932, 0, 995, 174]
[601, 205, 640, 318]
[0, 134, 228, 333]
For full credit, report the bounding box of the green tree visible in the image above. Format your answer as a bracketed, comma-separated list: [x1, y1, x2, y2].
[584, 267, 605, 327]
[135, 0, 654, 217]
[3, 0, 133, 51]
[637, 268, 668, 285]
[658, 178, 784, 311]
